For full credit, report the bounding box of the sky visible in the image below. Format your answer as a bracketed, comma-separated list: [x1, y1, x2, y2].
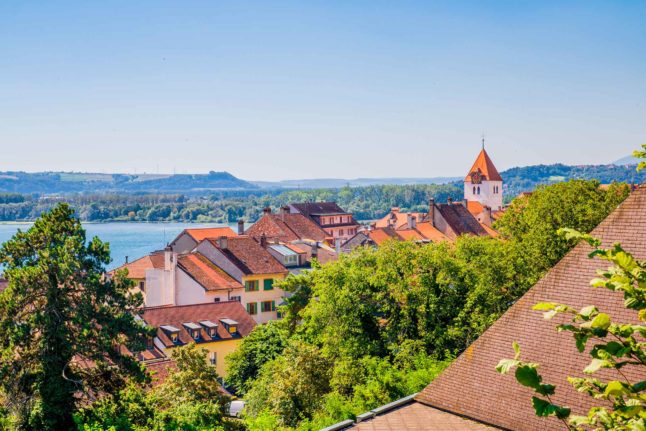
[0, 1, 644, 181]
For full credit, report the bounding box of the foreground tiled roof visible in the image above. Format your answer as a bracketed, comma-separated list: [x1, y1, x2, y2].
[245, 213, 328, 242]
[115, 252, 165, 279]
[177, 253, 242, 291]
[437, 203, 489, 237]
[367, 227, 402, 245]
[350, 400, 501, 431]
[464, 148, 503, 182]
[207, 236, 288, 276]
[184, 227, 237, 242]
[413, 222, 450, 242]
[142, 301, 256, 348]
[415, 184, 646, 430]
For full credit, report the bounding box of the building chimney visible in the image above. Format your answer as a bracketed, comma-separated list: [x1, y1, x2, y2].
[311, 241, 319, 259]
[237, 219, 244, 235]
[164, 245, 176, 272]
[407, 213, 417, 230]
[259, 234, 267, 248]
[280, 206, 290, 215]
[263, 207, 272, 215]
[428, 198, 435, 226]
[125, 255, 129, 264]
[217, 236, 228, 250]
[335, 240, 341, 255]
[463, 198, 468, 208]
[447, 197, 453, 205]
[483, 206, 493, 226]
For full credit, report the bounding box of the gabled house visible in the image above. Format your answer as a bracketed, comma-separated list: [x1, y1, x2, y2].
[141, 301, 256, 378]
[169, 226, 238, 254]
[339, 184, 646, 430]
[195, 236, 289, 324]
[288, 202, 360, 246]
[244, 207, 329, 244]
[115, 248, 243, 307]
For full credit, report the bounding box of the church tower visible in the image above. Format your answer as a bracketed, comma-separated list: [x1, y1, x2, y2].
[464, 140, 503, 211]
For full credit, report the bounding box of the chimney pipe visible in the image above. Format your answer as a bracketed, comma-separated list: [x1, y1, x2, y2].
[260, 234, 267, 248]
[237, 219, 244, 235]
[280, 206, 290, 215]
[407, 213, 416, 230]
[463, 198, 468, 208]
[447, 197, 453, 205]
[311, 242, 318, 259]
[428, 198, 435, 226]
[263, 207, 272, 215]
[125, 255, 129, 264]
[217, 236, 228, 250]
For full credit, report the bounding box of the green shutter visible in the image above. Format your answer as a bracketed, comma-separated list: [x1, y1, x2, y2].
[264, 279, 274, 290]
[271, 300, 276, 311]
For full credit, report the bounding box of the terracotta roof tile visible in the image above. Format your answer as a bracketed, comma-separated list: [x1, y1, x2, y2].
[464, 148, 503, 182]
[115, 252, 165, 279]
[415, 184, 646, 431]
[184, 227, 237, 242]
[142, 301, 256, 348]
[245, 213, 328, 243]
[207, 236, 288, 276]
[437, 203, 489, 237]
[413, 222, 450, 242]
[350, 401, 501, 431]
[466, 200, 485, 215]
[367, 227, 402, 245]
[177, 253, 242, 291]
[375, 211, 427, 230]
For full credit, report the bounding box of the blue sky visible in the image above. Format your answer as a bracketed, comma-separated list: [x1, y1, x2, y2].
[0, 1, 644, 180]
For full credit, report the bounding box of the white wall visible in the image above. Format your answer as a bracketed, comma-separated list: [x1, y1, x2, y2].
[464, 180, 503, 211]
[145, 268, 175, 306]
[170, 233, 198, 254]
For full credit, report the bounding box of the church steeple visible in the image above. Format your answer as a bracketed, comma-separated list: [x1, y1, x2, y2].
[463, 142, 504, 212]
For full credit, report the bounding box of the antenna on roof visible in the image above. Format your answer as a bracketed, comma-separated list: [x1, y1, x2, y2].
[481, 133, 485, 150]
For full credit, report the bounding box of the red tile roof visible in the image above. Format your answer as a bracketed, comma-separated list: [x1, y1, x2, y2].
[145, 359, 177, 386]
[375, 211, 427, 230]
[184, 227, 237, 242]
[412, 222, 450, 242]
[115, 252, 165, 279]
[351, 401, 500, 431]
[207, 236, 288, 276]
[245, 213, 328, 243]
[142, 301, 256, 348]
[415, 184, 646, 430]
[464, 148, 503, 182]
[367, 227, 402, 245]
[466, 200, 484, 215]
[177, 253, 242, 291]
[437, 203, 489, 237]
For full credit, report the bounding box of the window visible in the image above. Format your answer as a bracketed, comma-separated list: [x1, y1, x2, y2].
[146, 337, 154, 350]
[246, 302, 258, 315]
[213, 297, 221, 302]
[339, 229, 344, 236]
[263, 278, 274, 290]
[261, 300, 276, 312]
[230, 295, 241, 302]
[477, 186, 480, 195]
[285, 255, 298, 265]
[473, 186, 476, 194]
[139, 281, 145, 292]
[245, 280, 259, 292]
[209, 351, 217, 366]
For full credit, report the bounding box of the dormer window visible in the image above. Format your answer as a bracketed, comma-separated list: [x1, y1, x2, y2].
[146, 336, 155, 351]
[199, 320, 219, 339]
[220, 318, 239, 335]
[161, 325, 181, 344]
[183, 322, 202, 341]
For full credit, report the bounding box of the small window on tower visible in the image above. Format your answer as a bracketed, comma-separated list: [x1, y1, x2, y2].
[477, 187, 480, 195]
[473, 186, 476, 194]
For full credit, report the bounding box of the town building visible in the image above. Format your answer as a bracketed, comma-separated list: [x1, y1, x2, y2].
[288, 202, 360, 245]
[195, 236, 289, 324]
[464, 142, 504, 213]
[336, 184, 646, 430]
[140, 301, 256, 378]
[244, 207, 329, 244]
[169, 226, 237, 254]
[115, 248, 243, 307]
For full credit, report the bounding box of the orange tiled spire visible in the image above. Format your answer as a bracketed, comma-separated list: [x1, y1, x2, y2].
[464, 144, 502, 182]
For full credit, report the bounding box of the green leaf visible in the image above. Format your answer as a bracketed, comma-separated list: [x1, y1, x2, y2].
[590, 313, 611, 330]
[535, 383, 556, 396]
[495, 359, 519, 374]
[583, 358, 609, 374]
[604, 380, 628, 397]
[531, 397, 571, 419]
[579, 305, 597, 318]
[513, 341, 521, 360]
[533, 302, 558, 311]
[515, 365, 541, 389]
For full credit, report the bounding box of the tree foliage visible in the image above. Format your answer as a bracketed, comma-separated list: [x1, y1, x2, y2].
[0, 203, 151, 430]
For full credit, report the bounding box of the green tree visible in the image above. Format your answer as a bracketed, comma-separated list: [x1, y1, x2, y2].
[226, 321, 289, 395]
[0, 204, 151, 430]
[497, 229, 646, 430]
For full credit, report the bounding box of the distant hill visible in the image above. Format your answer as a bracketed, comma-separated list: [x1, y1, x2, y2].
[499, 163, 644, 199]
[0, 171, 257, 194]
[612, 155, 640, 166]
[251, 176, 460, 189]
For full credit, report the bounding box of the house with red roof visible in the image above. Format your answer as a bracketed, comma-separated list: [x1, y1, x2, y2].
[288, 202, 360, 246]
[195, 236, 289, 324]
[114, 248, 243, 307]
[169, 226, 238, 254]
[244, 207, 330, 244]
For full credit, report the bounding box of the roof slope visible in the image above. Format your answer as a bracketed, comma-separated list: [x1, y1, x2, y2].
[177, 253, 242, 291]
[115, 252, 165, 279]
[142, 301, 256, 348]
[464, 149, 503, 182]
[437, 203, 489, 237]
[245, 213, 328, 242]
[375, 210, 427, 230]
[416, 185, 646, 430]
[290, 201, 349, 216]
[207, 236, 288, 276]
[184, 227, 237, 242]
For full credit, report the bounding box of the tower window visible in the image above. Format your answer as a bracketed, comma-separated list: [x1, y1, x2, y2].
[473, 186, 476, 194]
[477, 186, 480, 195]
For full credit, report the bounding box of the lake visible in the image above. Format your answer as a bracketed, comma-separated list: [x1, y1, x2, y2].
[0, 222, 239, 270]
